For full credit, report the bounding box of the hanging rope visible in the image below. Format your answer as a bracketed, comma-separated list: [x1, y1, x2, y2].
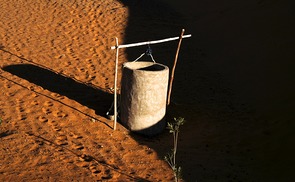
[133, 44, 156, 63]
[133, 52, 145, 62]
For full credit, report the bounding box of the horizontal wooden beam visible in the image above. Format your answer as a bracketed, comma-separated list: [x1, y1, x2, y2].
[111, 34, 192, 50]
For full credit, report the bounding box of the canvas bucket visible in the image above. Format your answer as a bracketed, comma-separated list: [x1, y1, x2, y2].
[120, 61, 169, 136]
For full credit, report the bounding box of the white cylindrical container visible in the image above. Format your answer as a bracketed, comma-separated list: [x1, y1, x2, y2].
[120, 61, 169, 136]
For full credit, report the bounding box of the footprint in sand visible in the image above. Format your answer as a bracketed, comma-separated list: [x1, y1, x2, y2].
[31, 100, 39, 106]
[53, 126, 62, 132]
[55, 135, 68, 146]
[48, 119, 57, 126]
[104, 77, 111, 90]
[37, 116, 48, 123]
[85, 59, 96, 71]
[101, 169, 113, 180]
[47, 120, 62, 131]
[44, 101, 54, 107]
[53, 111, 68, 118]
[64, 61, 72, 67]
[31, 93, 39, 98]
[69, 132, 83, 139]
[77, 67, 85, 72]
[16, 99, 27, 120]
[72, 141, 84, 150]
[87, 75, 96, 82]
[75, 155, 111, 179]
[42, 107, 52, 115]
[17, 113, 27, 121]
[35, 139, 44, 146]
[50, 93, 65, 99]
[27, 85, 35, 91]
[4, 82, 12, 89]
[77, 154, 114, 180]
[89, 163, 102, 174]
[6, 92, 15, 97]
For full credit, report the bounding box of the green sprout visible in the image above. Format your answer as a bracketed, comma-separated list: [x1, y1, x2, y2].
[164, 117, 185, 182]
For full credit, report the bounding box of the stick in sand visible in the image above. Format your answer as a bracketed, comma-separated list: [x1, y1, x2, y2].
[113, 37, 119, 130]
[167, 29, 185, 105]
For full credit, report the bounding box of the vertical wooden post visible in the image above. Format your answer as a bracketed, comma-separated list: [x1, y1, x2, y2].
[167, 29, 185, 105]
[113, 37, 119, 130]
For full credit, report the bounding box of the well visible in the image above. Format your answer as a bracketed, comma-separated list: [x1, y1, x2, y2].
[120, 61, 169, 136]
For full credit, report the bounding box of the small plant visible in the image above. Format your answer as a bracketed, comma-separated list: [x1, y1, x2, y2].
[164, 117, 185, 182]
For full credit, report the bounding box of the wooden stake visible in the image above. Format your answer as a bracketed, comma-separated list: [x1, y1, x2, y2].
[167, 29, 185, 105]
[113, 37, 119, 130]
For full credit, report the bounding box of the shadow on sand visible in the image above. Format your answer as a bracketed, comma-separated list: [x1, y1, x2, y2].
[2, 63, 113, 118]
[117, 0, 294, 181]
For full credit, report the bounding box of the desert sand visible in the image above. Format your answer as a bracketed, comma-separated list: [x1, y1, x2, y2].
[0, 0, 294, 181]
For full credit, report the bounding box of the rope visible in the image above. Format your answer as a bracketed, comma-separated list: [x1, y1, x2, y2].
[133, 52, 146, 62]
[133, 44, 156, 63]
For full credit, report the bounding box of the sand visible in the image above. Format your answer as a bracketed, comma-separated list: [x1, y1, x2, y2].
[0, 0, 294, 181]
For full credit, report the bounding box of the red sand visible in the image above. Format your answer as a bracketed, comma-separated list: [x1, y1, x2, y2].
[1, 0, 294, 181]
